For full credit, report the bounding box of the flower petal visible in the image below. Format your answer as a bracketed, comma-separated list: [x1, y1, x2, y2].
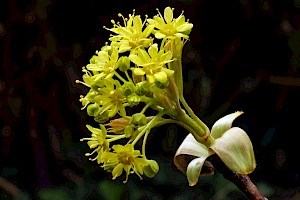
[211, 111, 244, 139]
[129, 54, 143, 66]
[86, 125, 103, 136]
[148, 44, 158, 59]
[164, 7, 173, 24]
[154, 71, 167, 83]
[161, 68, 174, 77]
[176, 24, 193, 32]
[146, 74, 156, 83]
[143, 25, 154, 38]
[159, 51, 173, 63]
[133, 16, 143, 32]
[112, 163, 124, 180]
[155, 32, 166, 39]
[110, 47, 119, 62]
[138, 48, 150, 63]
[133, 68, 146, 76]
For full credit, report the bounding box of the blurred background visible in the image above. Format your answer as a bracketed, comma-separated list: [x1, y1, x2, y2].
[1, 0, 300, 199]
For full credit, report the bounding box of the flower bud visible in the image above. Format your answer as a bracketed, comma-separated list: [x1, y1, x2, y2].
[135, 81, 150, 95]
[143, 160, 159, 178]
[87, 103, 100, 116]
[124, 125, 135, 138]
[155, 80, 169, 89]
[123, 82, 135, 96]
[117, 56, 131, 72]
[89, 55, 98, 64]
[132, 113, 147, 125]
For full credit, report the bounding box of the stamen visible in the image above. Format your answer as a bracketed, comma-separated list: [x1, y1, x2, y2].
[82, 66, 88, 73]
[80, 138, 90, 142]
[90, 147, 100, 156]
[90, 156, 98, 161]
[76, 80, 90, 87]
[118, 13, 127, 26]
[143, 15, 148, 26]
[156, 8, 163, 19]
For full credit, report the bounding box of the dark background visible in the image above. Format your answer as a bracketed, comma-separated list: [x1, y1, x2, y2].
[1, 0, 300, 199]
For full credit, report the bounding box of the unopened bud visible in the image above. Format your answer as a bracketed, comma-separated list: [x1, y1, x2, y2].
[132, 113, 147, 125]
[143, 160, 159, 178]
[117, 56, 131, 72]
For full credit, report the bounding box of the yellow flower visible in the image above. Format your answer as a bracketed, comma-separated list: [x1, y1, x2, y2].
[101, 144, 148, 183]
[85, 46, 119, 79]
[147, 7, 193, 39]
[129, 43, 174, 83]
[97, 78, 127, 118]
[80, 124, 109, 164]
[106, 12, 154, 53]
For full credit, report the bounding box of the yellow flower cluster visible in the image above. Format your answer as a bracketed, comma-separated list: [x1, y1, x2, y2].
[77, 7, 256, 189]
[77, 7, 193, 183]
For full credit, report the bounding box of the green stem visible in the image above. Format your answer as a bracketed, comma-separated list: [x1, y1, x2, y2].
[168, 77, 184, 116]
[179, 113, 213, 147]
[179, 94, 210, 136]
[160, 37, 167, 50]
[142, 129, 150, 157]
[106, 134, 122, 138]
[125, 71, 133, 83]
[140, 96, 156, 104]
[107, 135, 126, 142]
[152, 115, 213, 147]
[141, 102, 152, 114]
[132, 111, 165, 146]
[114, 71, 128, 83]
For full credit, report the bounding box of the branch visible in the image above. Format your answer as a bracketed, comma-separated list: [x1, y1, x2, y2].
[208, 154, 268, 200]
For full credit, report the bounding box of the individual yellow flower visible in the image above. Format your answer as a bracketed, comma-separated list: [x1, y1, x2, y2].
[80, 124, 109, 164]
[101, 144, 148, 183]
[97, 78, 127, 118]
[85, 46, 119, 79]
[147, 7, 193, 39]
[106, 12, 154, 53]
[129, 43, 174, 83]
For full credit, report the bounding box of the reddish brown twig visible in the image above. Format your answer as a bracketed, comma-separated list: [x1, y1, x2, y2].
[208, 154, 267, 200]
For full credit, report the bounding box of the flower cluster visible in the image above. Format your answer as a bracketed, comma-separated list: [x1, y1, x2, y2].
[77, 7, 193, 183]
[77, 6, 256, 186]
